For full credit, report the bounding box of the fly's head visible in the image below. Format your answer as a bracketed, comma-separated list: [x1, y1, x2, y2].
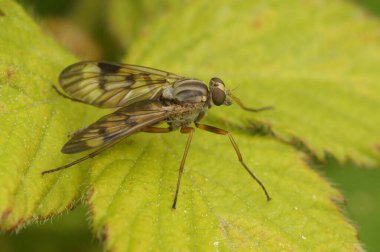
[209, 77, 274, 113]
[209, 77, 232, 107]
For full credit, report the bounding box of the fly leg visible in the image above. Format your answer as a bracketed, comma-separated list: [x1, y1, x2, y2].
[140, 126, 173, 133]
[195, 123, 271, 201]
[142, 125, 193, 209]
[42, 142, 117, 175]
[172, 127, 194, 209]
[43, 127, 172, 175]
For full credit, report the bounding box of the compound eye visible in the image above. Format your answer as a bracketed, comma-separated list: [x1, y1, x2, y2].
[211, 87, 226, 106]
[210, 77, 224, 86]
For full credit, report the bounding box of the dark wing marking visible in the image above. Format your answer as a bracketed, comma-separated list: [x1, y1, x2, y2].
[61, 101, 172, 153]
[59, 61, 184, 108]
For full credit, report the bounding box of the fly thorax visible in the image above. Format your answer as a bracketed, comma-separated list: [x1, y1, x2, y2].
[162, 87, 175, 100]
[171, 79, 208, 103]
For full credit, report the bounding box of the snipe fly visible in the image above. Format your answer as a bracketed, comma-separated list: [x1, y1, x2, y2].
[42, 61, 272, 208]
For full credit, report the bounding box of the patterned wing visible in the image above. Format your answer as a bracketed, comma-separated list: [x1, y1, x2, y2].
[59, 61, 183, 108]
[62, 101, 172, 153]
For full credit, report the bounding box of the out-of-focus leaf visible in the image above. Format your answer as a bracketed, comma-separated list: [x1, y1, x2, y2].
[0, 205, 101, 252]
[106, 0, 180, 51]
[353, 0, 380, 17]
[41, 17, 102, 59]
[68, 0, 123, 60]
[16, 0, 76, 16]
[323, 160, 380, 251]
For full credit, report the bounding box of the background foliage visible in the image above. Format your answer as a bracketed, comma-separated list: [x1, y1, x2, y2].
[0, 0, 379, 251]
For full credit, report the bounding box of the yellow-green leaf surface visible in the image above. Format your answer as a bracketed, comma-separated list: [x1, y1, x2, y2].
[124, 0, 380, 167]
[88, 0, 368, 251]
[89, 132, 360, 251]
[0, 0, 365, 251]
[0, 0, 101, 230]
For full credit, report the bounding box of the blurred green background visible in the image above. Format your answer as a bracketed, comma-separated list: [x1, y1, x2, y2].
[0, 0, 379, 251]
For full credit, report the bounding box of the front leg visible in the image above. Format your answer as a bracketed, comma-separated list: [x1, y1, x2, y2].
[140, 126, 173, 133]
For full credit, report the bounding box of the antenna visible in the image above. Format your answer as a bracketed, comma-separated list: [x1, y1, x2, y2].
[229, 93, 274, 112]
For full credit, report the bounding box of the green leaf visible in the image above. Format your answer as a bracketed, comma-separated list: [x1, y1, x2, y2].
[0, 0, 98, 230]
[87, 0, 378, 250]
[125, 0, 380, 167]
[0, 0, 366, 251]
[89, 133, 360, 251]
